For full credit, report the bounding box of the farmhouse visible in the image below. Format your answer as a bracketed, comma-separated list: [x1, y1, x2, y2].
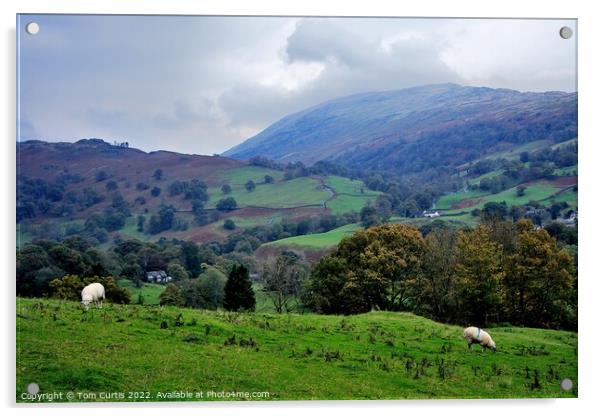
[558, 211, 578, 227]
[423, 210, 440, 218]
[146, 270, 172, 284]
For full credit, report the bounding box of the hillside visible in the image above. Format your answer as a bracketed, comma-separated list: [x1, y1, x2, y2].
[17, 140, 379, 245]
[223, 84, 577, 174]
[16, 298, 577, 401]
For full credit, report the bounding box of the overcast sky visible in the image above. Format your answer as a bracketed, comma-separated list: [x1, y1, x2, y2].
[17, 15, 576, 155]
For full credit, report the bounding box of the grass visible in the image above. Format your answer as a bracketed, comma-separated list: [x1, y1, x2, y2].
[547, 187, 578, 209]
[117, 279, 166, 305]
[208, 177, 329, 209]
[217, 165, 285, 186]
[325, 176, 379, 197]
[436, 189, 490, 210]
[325, 176, 380, 214]
[437, 180, 572, 216]
[553, 164, 578, 177]
[16, 297, 577, 402]
[327, 195, 374, 214]
[265, 223, 361, 249]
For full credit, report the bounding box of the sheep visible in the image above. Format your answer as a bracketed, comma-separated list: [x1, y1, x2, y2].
[81, 283, 105, 310]
[463, 326, 497, 352]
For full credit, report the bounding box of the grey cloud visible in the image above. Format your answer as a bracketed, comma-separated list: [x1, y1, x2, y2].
[18, 15, 576, 155]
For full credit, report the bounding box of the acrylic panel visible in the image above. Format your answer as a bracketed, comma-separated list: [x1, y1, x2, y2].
[16, 14, 577, 403]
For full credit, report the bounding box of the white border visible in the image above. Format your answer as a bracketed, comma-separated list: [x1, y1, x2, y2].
[3, 1, 601, 415]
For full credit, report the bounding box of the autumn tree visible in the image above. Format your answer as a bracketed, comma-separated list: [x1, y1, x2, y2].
[159, 283, 185, 306]
[452, 225, 504, 326]
[305, 224, 425, 314]
[416, 228, 457, 321]
[503, 219, 576, 328]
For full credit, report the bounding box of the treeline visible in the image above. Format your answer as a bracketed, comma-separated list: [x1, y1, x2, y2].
[303, 220, 576, 330]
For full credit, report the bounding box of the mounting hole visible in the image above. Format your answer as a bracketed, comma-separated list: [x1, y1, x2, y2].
[25, 22, 39, 35]
[560, 378, 573, 391]
[26, 382, 39, 395]
[559, 26, 573, 39]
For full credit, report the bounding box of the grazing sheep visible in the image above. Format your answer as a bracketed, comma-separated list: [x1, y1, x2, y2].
[463, 326, 497, 352]
[81, 283, 105, 310]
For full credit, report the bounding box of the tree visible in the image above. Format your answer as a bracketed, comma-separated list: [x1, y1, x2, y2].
[216, 197, 237, 212]
[245, 180, 256, 192]
[221, 184, 232, 194]
[150, 187, 161, 197]
[153, 168, 163, 180]
[136, 215, 145, 232]
[105, 181, 118, 191]
[452, 226, 504, 326]
[223, 219, 236, 230]
[416, 228, 457, 321]
[223, 265, 255, 312]
[503, 220, 576, 328]
[196, 268, 227, 309]
[264, 175, 274, 184]
[303, 255, 354, 314]
[184, 179, 209, 201]
[148, 205, 176, 234]
[103, 212, 126, 232]
[305, 224, 425, 314]
[95, 170, 109, 182]
[261, 251, 308, 313]
[352, 224, 425, 310]
[167, 262, 189, 281]
[516, 185, 527, 197]
[191, 199, 209, 225]
[181, 241, 202, 277]
[360, 205, 380, 228]
[159, 283, 185, 306]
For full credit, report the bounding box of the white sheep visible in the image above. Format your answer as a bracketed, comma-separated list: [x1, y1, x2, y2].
[463, 326, 497, 352]
[81, 283, 105, 310]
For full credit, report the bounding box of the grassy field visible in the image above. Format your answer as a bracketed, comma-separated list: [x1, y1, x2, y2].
[265, 223, 361, 249]
[117, 279, 165, 305]
[16, 297, 577, 402]
[436, 180, 575, 215]
[324, 176, 380, 214]
[207, 176, 329, 209]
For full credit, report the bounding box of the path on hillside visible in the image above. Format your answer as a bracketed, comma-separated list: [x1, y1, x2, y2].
[316, 176, 337, 209]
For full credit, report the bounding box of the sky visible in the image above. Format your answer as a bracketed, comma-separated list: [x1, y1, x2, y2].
[17, 15, 577, 155]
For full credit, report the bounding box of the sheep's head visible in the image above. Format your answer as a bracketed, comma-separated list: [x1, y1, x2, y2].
[491, 341, 497, 352]
[81, 299, 91, 310]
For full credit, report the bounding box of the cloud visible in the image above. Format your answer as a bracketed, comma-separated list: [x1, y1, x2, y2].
[18, 15, 576, 155]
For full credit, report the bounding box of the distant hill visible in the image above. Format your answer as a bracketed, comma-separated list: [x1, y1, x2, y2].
[16, 139, 380, 245]
[223, 84, 577, 174]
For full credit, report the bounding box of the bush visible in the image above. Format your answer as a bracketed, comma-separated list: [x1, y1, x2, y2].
[159, 283, 185, 306]
[49, 275, 130, 304]
[223, 219, 236, 230]
[216, 197, 237, 212]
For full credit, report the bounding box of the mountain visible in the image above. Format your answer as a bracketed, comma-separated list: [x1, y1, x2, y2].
[223, 84, 577, 174]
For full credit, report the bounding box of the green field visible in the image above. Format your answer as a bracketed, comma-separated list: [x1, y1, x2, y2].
[208, 176, 329, 209]
[437, 180, 575, 215]
[265, 223, 361, 249]
[206, 170, 379, 213]
[117, 279, 165, 305]
[16, 297, 577, 401]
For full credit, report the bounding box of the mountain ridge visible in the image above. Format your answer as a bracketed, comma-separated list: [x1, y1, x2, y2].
[223, 84, 577, 174]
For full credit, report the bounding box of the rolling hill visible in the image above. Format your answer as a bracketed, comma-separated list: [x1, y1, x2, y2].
[16, 297, 577, 401]
[16, 140, 380, 245]
[223, 84, 577, 174]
